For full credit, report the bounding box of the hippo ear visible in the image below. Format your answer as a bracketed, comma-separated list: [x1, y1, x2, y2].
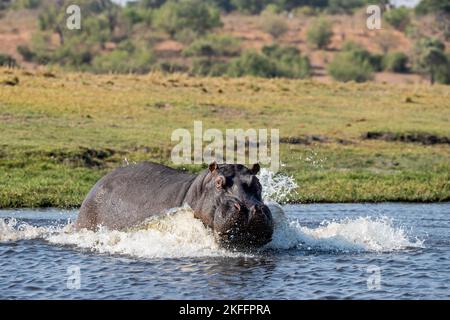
[250, 163, 260, 175]
[208, 161, 218, 174]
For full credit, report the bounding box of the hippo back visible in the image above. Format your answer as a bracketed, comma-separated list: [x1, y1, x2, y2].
[76, 162, 196, 230]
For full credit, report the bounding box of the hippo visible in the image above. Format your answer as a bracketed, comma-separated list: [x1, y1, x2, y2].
[75, 162, 274, 248]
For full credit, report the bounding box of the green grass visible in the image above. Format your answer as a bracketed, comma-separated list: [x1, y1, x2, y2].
[0, 68, 449, 207]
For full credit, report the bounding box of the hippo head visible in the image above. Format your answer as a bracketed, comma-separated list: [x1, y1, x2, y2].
[193, 162, 274, 249]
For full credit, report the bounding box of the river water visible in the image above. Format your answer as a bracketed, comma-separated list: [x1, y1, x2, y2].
[0, 203, 449, 299]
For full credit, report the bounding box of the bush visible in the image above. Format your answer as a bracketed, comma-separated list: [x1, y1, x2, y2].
[262, 45, 311, 78]
[92, 45, 155, 73]
[384, 7, 411, 31]
[230, 0, 268, 14]
[153, 0, 222, 38]
[383, 52, 409, 73]
[122, 6, 153, 26]
[227, 46, 311, 79]
[155, 61, 189, 73]
[17, 45, 35, 61]
[306, 17, 333, 49]
[0, 54, 17, 67]
[415, 0, 450, 15]
[227, 50, 278, 77]
[326, 0, 366, 15]
[12, 0, 40, 9]
[191, 58, 229, 76]
[328, 51, 374, 82]
[260, 13, 288, 39]
[183, 34, 241, 57]
[341, 41, 383, 71]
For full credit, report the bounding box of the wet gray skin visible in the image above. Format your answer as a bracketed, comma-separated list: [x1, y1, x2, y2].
[76, 162, 274, 249]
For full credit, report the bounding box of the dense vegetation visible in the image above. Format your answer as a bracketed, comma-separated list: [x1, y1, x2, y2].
[1, 0, 449, 84]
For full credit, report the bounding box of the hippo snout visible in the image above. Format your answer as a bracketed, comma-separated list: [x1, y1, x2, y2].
[214, 201, 274, 249]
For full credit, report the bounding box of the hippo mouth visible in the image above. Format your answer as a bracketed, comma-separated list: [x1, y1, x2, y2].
[214, 204, 274, 249]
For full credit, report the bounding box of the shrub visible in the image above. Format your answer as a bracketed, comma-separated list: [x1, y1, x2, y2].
[92, 45, 155, 74]
[153, 0, 222, 38]
[260, 13, 288, 39]
[191, 58, 229, 76]
[413, 37, 448, 84]
[384, 7, 411, 31]
[0, 54, 17, 67]
[227, 46, 311, 79]
[326, 0, 366, 15]
[17, 45, 35, 61]
[306, 17, 333, 49]
[328, 51, 374, 82]
[155, 61, 189, 73]
[227, 50, 278, 77]
[183, 34, 241, 57]
[383, 52, 409, 73]
[174, 29, 199, 45]
[12, 0, 40, 9]
[341, 41, 383, 71]
[230, 0, 268, 14]
[262, 45, 311, 78]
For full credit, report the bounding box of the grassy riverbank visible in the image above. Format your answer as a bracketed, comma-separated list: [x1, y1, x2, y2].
[0, 67, 449, 207]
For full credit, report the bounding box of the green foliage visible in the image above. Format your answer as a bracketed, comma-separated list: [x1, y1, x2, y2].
[326, 0, 366, 14]
[383, 52, 409, 73]
[230, 0, 268, 14]
[306, 17, 333, 49]
[328, 50, 374, 82]
[262, 44, 311, 78]
[92, 43, 155, 73]
[190, 58, 229, 76]
[228, 45, 311, 79]
[154, 61, 189, 73]
[140, 0, 167, 8]
[384, 7, 411, 31]
[413, 37, 448, 84]
[153, 0, 222, 38]
[415, 0, 450, 15]
[122, 5, 153, 26]
[183, 34, 241, 57]
[11, 0, 41, 9]
[227, 50, 278, 77]
[0, 53, 17, 67]
[341, 41, 382, 71]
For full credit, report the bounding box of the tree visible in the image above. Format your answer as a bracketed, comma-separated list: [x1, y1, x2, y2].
[230, 0, 268, 14]
[383, 7, 411, 32]
[414, 38, 448, 84]
[153, 0, 222, 38]
[306, 17, 333, 49]
[415, 0, 450, 15]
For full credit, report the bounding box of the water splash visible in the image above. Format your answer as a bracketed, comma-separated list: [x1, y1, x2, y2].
[0, 203, 424, 258]
[46, 207, 242, 258]
[257, 168, 298, 203]
[267, 204, 424, 252]
[0, 218, 49, 242]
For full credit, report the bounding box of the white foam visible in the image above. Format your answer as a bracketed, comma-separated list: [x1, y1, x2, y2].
[0, 203, 424, 258]
[267, 205, 425, 252]
[0, 218, 49, 242]
[46, 207, 243, 258]
[257, 168, 298, 203]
